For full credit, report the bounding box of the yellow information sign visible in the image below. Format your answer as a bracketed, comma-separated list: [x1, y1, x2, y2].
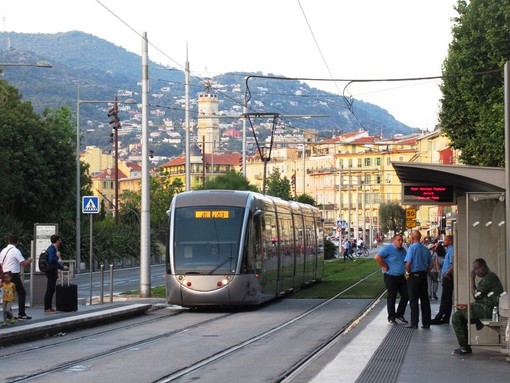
[406, 208, 416, 220]
[406, 219, 416, 228]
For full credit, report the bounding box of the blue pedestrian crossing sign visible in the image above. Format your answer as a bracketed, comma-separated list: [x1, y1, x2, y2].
[82, 196, 99, 214]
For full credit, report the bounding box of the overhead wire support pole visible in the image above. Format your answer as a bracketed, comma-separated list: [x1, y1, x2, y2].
[76, 87, 81, 273]
[242, 76, 249, 178]
[113, 96, 120, 224]
[504, 61, 510, 306]
[244, 112, 280, 195]
[185, 45, 191, 190]
[140, 32, 151, 298]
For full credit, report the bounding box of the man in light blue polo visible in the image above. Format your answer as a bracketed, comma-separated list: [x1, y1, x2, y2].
[375, 234, 409, 325]
[405, 230, 433, 329]
[431, 235, 454, 325]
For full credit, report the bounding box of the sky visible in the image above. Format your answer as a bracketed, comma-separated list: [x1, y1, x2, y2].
[2, 0, 459, 130]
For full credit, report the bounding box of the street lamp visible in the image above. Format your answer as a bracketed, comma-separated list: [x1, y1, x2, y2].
[75, 88, 136, 272]
[0, 60, 53, 68]
[0, 61, 53, 104]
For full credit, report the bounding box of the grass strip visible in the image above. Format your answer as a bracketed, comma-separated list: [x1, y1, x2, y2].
[122, 258, 386, 300]
[291, 258, 386, 299]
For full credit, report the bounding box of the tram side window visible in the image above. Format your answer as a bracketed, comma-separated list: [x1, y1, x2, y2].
[242, 213, 261, 274]
[280, 216, 293, 256]
[295, 219, 304, 257]
[304, 217, 316, 256]
[262, 213, 278, 259]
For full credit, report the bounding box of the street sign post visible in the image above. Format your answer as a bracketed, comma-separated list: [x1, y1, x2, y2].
[82, 196, 99, 214]
[406, 209, 417, 228]
[82, 196, 99, 304]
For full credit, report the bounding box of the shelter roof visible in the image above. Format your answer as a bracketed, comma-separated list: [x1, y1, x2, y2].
[392, 162, 505, 194]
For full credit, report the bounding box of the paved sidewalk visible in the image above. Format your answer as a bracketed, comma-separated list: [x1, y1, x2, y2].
[312, 299, 510, 383]
[0, 298, 164, 346]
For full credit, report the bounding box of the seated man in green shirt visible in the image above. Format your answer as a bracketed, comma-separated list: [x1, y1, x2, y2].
[452, 258, 504, 356]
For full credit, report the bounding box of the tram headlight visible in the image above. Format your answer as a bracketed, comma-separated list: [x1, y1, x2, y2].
[217, 276, 231, 287]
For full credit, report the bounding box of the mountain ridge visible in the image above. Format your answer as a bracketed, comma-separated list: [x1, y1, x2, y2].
[0, 31, 418, 142]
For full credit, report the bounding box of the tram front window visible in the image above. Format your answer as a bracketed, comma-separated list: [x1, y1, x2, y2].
[173, 206, 244, 274]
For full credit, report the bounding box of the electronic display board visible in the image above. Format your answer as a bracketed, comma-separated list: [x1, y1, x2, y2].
[402, 185, 456, 205]
[194, 210, 230, 219]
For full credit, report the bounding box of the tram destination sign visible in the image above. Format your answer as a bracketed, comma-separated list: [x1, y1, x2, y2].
[402, 184, 456, 205]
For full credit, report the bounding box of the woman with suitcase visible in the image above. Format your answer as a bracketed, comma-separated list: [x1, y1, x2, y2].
[43, 235, 68, 313]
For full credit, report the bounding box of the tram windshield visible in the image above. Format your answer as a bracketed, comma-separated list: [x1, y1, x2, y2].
[173, 206, 245, 274]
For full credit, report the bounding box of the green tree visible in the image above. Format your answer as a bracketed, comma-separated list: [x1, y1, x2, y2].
[118, 173, 184, 229]
[266, 168, 292, 200]
[151, 175, 184, 229]
[379, 202, 406, 235]
[194, 170, 258, 192]
[439, 0, 510, 166]
[119, 190, 141, 226]
[0, 81, 75, 223]
[324, 237, 337, 260]
[295, 193, 316, 205]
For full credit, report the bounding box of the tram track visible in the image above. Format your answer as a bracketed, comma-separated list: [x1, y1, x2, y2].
[0, 306, 185, 360]
[3, 269, 383, 383]
[3, 311, 234, 382]
[152, 269, 383, 383]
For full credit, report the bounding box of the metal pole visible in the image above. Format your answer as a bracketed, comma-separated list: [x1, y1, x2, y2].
[185, 46, 191, 190]
[348, 170, 351, 237]
[140, 32, 151, 297]
[356, 186, 360, 240]
[362, 183, 366, 243]
[114, 96, 119, 224]
[109, 264, 114, 303]
[504, 62, 510, 304]
[76, 88, 81, 273]
[89, 214, 93, 305]
[370, 185, 374, 248]
[99, 264, 104, 304]
[302, 142, 306, 194]
[338, 161, 342, 221]
[202, 135, 206, 186]
[242, 82, 247, 178]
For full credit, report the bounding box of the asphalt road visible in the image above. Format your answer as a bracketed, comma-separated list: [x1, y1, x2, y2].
[72, 263, 167, 301]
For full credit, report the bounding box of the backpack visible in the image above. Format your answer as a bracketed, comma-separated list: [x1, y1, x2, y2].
[38, 249, 49, 272]
[1, 248, 13, 281]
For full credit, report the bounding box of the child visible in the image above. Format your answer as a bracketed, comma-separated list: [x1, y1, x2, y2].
[2, 271, 17, 326]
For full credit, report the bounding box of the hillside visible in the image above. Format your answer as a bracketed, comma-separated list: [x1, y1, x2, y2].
[0, 31, 417, 146]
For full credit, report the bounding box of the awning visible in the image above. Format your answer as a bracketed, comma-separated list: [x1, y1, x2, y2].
[391, 162, 505, 194]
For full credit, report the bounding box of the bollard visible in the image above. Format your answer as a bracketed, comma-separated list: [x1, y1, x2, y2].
[109, 264, 114, 303]
[99, 264, 104, 304]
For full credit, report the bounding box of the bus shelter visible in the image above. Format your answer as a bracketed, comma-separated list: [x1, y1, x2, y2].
[393, 162, 508, 349]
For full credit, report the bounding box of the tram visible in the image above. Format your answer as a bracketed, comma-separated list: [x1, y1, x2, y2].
[165, 190, 324, 307]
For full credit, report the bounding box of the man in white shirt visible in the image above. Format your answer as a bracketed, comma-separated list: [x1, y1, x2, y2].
[342, 238, 355, 261]
[0, 235, 33, 320]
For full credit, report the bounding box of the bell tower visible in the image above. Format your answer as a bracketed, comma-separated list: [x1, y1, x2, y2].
[196, 81, 220, 154]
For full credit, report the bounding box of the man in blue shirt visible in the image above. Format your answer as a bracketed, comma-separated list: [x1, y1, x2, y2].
[375, 234, 409, 325]
[43, 235, 67, 313]
[431, 235, 454, 325]
[405, 230, 433, 329]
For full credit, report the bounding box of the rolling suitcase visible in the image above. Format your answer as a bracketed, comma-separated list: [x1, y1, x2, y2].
[56, 270, 78, 312]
